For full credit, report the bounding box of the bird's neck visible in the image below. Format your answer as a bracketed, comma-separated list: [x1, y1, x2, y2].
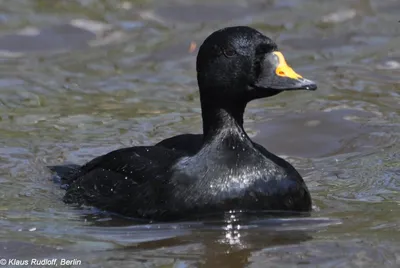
[200, 93, 248, 142]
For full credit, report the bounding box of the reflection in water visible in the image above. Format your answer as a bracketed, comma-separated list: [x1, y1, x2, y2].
[70, 210, 340, 249]
[62, 211, 338, 267]
[220, 212, 243, 246]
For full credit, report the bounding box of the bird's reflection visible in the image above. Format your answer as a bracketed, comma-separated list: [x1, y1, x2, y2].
[69, 210, 340, 267]
[219, 211, 243, 247]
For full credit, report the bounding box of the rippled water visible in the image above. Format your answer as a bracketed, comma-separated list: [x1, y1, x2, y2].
[0, 0, 399, 267]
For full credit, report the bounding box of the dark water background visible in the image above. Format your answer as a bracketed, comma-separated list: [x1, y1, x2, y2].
[0, 0, 399, 267]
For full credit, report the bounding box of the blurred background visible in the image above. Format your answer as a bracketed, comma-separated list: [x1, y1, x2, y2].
[0, 0, 399, 267]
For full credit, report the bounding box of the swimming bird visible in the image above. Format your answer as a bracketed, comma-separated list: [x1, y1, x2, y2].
[49, 26, 317, 221]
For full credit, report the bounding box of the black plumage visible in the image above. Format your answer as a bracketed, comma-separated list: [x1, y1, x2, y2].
[49, 26, 317, 221]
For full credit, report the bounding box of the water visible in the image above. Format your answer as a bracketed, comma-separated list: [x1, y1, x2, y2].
[0, 0, 399, 267]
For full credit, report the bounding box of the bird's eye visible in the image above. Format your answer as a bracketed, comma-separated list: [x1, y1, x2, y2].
[223, 48, 236, 57]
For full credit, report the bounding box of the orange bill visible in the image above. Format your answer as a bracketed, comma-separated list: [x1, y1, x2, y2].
[273, 51, 303, 80]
